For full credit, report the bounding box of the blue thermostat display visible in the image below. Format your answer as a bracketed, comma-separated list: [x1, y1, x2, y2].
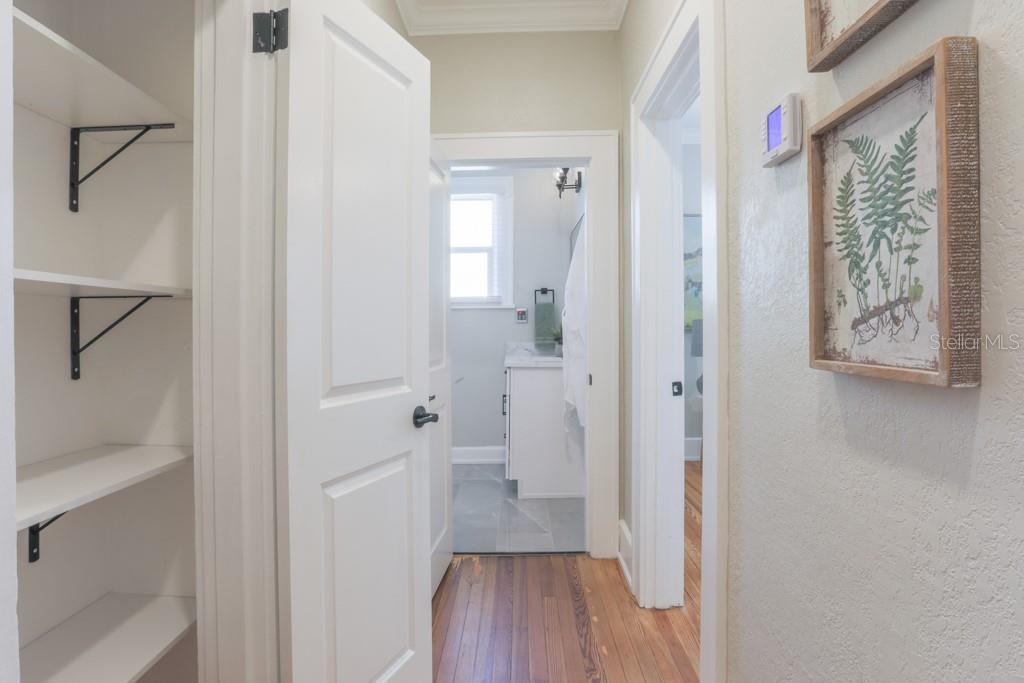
[761, 94, 802, 168]
[767, 105, 783, 151]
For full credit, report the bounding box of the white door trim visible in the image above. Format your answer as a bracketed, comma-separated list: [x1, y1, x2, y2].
[629, 1, 729, 682]
[435, 131, 620, 558]
[0, 3, 17, 679]
[194, 1, 279, 680]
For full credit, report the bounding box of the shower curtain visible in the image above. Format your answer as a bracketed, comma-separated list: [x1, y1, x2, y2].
[563, 220, 587, 428]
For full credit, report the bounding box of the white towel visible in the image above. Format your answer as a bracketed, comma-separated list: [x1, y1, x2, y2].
[563, 220, 587, 428]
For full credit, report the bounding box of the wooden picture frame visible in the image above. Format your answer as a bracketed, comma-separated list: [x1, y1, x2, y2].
[804, 0, 920, 72]
[808, 37, 980, 387]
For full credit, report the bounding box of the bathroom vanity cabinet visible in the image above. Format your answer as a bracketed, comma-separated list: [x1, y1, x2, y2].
[504, 343, 585, 499]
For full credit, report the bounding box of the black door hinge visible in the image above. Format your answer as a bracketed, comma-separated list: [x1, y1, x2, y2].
[253, 8, 289, 53]
[672, 381, 684, 396]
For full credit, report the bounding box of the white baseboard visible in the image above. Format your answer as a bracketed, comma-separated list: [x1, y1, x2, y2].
[452, 446, 506, 465]
[617, 519, 633, 590]
[685, 437, 703, 462]
[516, 492, 586, 500]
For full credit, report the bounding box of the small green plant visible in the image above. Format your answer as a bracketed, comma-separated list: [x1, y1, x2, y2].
[551, 325, 563, 345]
[832, 113, 935, 345]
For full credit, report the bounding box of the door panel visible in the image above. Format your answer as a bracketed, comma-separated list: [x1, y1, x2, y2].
[322, 20, 411, 398]
[428, 153, 453, 594]
[323, 456, 414, 681]
[278, 1, 431, 681]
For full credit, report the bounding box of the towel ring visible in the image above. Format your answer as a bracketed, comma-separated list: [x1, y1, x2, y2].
[534, 288, 556, 305]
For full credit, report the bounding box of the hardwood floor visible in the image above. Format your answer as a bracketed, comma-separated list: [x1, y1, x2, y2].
[432, 461, 703, 682]
[684, 460, 702, 623]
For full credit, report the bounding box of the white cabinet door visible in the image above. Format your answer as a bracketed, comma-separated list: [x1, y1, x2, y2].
[277, 2, 432, 680]
[428, 151, 452, 596]
[507, 368, 585, 498]
[504, 368, 512, 480]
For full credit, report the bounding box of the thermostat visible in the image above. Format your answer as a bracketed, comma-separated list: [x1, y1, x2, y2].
[761, 93, 802, 167]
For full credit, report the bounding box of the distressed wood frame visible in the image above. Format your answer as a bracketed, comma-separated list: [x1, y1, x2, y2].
[804, 0, 920, 72]
[809, 37, 980, 387]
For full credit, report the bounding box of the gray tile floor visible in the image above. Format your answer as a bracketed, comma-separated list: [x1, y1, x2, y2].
[453, 464, 585, 553]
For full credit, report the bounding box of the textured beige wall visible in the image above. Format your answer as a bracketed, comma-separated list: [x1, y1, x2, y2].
[409, 31, 621, 133]
[617, 0, 682, 525]
[724, 1, 1024, 680]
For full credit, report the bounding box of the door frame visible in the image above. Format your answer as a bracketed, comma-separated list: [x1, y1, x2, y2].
[194, 0, 280, 680]
[435, 131, 620, 558]
[428, 148, 454, 594]
[629, 0, 729, 682]
[0, 2, 17, 679]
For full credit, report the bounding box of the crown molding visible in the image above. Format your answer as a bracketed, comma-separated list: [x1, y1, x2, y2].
[397, 0, 629, 36]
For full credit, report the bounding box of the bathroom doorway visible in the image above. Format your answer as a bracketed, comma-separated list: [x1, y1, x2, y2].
[444, 163, 588, 554]
[434, 132, 620, 559]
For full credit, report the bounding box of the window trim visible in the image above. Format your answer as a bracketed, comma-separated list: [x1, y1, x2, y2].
[448, 176, 514, 308]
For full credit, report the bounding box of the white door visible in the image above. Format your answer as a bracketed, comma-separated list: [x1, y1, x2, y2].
[428, 151, 453, 595]
[277, 1, 432, 681]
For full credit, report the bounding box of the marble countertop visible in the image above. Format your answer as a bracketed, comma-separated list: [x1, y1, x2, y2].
[504, 341, 563, 368]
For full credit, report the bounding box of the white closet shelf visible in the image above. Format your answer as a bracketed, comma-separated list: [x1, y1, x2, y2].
[20, 592, 196, 683]
[17, 444, 193, 531]
[13, 8, 192, 143]
[13, 269, 191, 299]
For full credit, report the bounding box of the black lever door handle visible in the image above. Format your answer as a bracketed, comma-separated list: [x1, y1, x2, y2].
[413, 405, 439, 428]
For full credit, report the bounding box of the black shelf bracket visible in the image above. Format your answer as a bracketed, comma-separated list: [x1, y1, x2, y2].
[69, 123, 175, 212]
[71, 295, 171, 380]
[28, 513, 66, 563]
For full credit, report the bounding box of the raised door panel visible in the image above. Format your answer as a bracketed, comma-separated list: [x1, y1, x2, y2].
[322, 21, 412, 401]
[323, 456, 414, 681]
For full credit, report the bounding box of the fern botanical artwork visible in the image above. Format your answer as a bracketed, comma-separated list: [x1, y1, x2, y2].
[824, 77, 938, 369]
[809, 37, 981, 387]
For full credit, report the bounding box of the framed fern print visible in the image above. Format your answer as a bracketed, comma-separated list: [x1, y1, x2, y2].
[808, 37, 980, 387]
[804, 0, 920, 72]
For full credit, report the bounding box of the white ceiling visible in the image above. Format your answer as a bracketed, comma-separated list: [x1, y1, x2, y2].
[396, 0, 630, 36]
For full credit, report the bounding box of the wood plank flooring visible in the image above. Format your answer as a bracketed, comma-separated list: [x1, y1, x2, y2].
[432, 461, 703, 682]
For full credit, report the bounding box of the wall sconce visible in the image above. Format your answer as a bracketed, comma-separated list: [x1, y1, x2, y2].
[553, 167, 582, 198]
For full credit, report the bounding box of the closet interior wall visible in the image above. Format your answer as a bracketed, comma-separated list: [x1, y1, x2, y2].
[12, 0, 196, 680]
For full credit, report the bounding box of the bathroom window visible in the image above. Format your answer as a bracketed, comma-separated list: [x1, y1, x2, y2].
[450, 176, 513, 307]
